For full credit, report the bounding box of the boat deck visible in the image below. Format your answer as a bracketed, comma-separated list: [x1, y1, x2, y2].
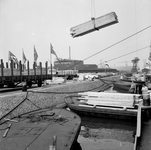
[0, 108, 81, 150]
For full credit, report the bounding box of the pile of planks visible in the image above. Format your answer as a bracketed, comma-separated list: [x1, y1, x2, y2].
[70, 12, 118, 38]
[78, 92, 140, 108]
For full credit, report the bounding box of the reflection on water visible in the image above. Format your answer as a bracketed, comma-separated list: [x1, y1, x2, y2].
[76, 87, 136, 150]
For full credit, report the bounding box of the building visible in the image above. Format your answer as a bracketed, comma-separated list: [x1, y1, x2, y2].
[54, 59, 97, 70]
[54, 59, 117, 73]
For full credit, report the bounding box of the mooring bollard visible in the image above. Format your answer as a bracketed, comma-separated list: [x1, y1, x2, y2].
[142, 92, 151, 120]
[142, 92, 150, 106]
[22, 82, 27, 92]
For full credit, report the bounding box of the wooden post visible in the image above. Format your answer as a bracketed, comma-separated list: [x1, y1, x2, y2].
[19, 61, 22, 82]
[1, 59, 4, 77]
[40, 62, 42, 81]
[33, 62, 36, 81]
[11, 60, 14, 77]
[51, 63, 53, 80]
[40, 62, 42, 76]
[6, 62, 8, 68]
[27, 61, 29, 76]
[45, 61, 48, 79]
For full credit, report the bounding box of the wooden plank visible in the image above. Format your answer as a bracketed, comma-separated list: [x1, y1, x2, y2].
[78, 95, 136, 102]
[70, 12, 118, 37]
[77, 92, 138, 108]
[79, 91, 140, 97]
[79, 98, 134, 106]
[81, 96, 134, 101]
[78, 92, 140, 101]
[87, 101, 134, 108]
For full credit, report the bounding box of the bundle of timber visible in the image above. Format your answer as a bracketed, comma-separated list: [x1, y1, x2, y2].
[70, 12, 118, 38]
[78, 92, 140, 108]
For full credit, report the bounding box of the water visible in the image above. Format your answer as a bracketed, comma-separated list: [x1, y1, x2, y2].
[76, 87, 136, 150]
[77, 116, 136, 150]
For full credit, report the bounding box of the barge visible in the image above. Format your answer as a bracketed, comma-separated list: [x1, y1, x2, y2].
[0, 108, 81, 150]
[65, 92, 141, 120]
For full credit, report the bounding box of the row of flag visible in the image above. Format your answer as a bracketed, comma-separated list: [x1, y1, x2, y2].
[8, 43, 59, 66]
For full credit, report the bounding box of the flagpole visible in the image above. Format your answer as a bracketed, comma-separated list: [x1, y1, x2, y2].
[50, 43, 53, 81]
[22, 49, 23, 63]
[8, 51, 10, 66]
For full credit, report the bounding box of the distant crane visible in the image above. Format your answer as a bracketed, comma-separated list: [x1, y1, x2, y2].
[131, 57, 140, 73]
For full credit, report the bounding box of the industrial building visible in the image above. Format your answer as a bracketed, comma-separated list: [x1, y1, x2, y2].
[53, 59, 118, 73]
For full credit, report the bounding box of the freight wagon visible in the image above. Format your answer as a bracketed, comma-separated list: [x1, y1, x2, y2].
[0, 59, 79, 88]
[0, 59, 52, 88]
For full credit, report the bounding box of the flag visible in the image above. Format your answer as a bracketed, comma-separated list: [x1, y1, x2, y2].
[105, 64, 109, 67]
[34, 45, 38, 62]
[105, 61, 109, 67]
[50, 43, 60, 62]
[22, 50, 27, 64]
[50, 43, 57, 57]
[8, 51, 18, 64]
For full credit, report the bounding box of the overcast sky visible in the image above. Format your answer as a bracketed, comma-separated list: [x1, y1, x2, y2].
[0, 0, 151, 69]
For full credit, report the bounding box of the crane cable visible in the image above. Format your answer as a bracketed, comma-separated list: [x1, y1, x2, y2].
[91, 0, 96, 19]
[91, 0, 99, 30]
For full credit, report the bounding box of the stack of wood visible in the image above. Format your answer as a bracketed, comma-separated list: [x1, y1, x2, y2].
[78, 92, 140, 108]
[70, 12, 118, 38]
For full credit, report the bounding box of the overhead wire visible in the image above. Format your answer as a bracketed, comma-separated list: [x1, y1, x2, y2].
[99, 45, 150, 65]
[75, 45, 150, 71]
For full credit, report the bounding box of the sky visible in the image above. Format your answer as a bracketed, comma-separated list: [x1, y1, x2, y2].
[0, 0, 151, 69]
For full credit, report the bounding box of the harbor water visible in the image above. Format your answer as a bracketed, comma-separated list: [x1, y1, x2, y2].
[76, 86, 136, 150]
[77, 116, 136, 150]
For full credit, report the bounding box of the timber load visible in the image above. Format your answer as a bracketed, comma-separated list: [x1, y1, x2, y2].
[70, 12, 118, 38]
[65, 92, 141, 120]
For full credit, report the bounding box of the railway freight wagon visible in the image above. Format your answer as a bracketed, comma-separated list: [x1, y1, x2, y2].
[0, 59, 52, 88]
